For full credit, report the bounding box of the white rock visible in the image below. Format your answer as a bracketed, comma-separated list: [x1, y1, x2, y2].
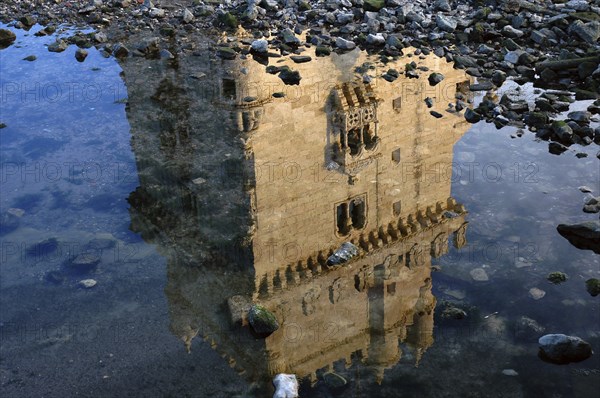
[273, 374, 298, 398]
[251, 39, 269, 53]
[502, 369, 519, 376]
[366, 33, 385, 45]
[79, 279, 97, 288]
[182, 8, 194, 23]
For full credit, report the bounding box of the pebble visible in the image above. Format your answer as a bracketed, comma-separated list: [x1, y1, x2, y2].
[79, 279, 97, 288]
[528, 287, 546, 300]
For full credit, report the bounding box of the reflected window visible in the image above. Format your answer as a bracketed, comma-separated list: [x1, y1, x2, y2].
[392, 148, 401, 164]
[222, 78, 236, 100]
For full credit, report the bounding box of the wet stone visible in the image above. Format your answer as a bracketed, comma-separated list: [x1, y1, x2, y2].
[538, 334, 593, 364]
[23, 55, 37, 61]
[75, 48, 88, 62]
[26, 238, 58, 257]
[48, 40, 68, 53]
[583, 197, 600, 213]
[0, 29, 17, 48]
[515, 316, 545, 342]
[70, 252, 101, 270]
[79, 279, 97, 288]
[502, 369, 519, 376]
[547, 272, 568, 284]
[428, 72, 444, 86]
[0, 211, 20, 235]
[278, 68, 301, 85]
[430, 111, 443, 118]
[227, 295, 253, 326]
[290, 55, 311, 64]
[248, 304, 279, 336]
[586, 278, 600, 297]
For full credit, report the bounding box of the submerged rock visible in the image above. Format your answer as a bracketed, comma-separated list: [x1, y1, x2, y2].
[557, 221, 600, 254]
[70, 252, 101, 271]
[79, 279, 97, 288]
[528, 287, 546, 300]
[515, 316, 545, 342]
[538, 334, 593, 364]
[323, 372, 347, 389]
[0, 29, 17, 48]
[248, 304, 279, 336]
[470, 267, 489, 282]
[273, 373, 298, 398]
[327, 242, 358, 266]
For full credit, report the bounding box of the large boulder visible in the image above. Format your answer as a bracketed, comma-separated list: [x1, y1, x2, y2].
[556, 221, 600, 254]
[538, 334, 593, 364]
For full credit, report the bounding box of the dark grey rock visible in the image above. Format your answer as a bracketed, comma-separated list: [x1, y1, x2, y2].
[75, 48, 88, 62]
[290, 55, 311, 63]
[538, 334, 593, 364]
[569, 20, 600, 43]
[465, 108, 482, 123]
[48, 40, 68, 53]
[0, 29, 17, 48]
[436, 14, 457, 32]
[557, 221, 600, 254]
[586, 278, 600, 297]
[428, 72, 444, 86]
[248, 304, 279, 335]
[278, 68, 301, 85]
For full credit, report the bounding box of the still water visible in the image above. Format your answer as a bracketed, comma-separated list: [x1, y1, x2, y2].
[0, 25, 598, 398]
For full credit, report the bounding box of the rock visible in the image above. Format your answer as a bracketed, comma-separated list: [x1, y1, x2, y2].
[569, 20, 600, 43]
[425, 97, 434, 108]
[547, 272, 568, 284]
[528, 287, 546, 300]
[316, 46, 331, 57]
[79, 279, 97, 288]
[290, 55, 311, 63]
[48, 40, 68, 53]
[549, 142, 568, 155]
[278, 68, 301, 85]
[436, 15, 457, 32]
[23, 55, 36, 61]
[94, 32, 107, 43]
[216, 46, 237, 60]
[557, 221, 600, 254]
[227, 295, 253, 326]
[327, 242, 358, 266]
[19, 15, 36, 27]
[586, 278, 600, 297]
[273, 374, 298, 398]
[464, 108, 482, 123]
[492, 70, 507, 86]
[75, 48, 88, 62]
[218, 12, 238, 29]
[503, 25, 524, 38]
[579, 186, 593, 193]
[0, 29, 16, 48]
[583, 196, 600, 213]
[45, 271, 64, 285]
[251, 40, 268, 53]
[428, 72, 444, 86]
[504, 50, 523, 65]
[0, 211, 20, 235]
[470, 268, 489, 282]
[442, 305, 467, 320]
[26, 238, 58, 257]
[515, 316, 545, 342]
[538, 334, 593, 364]
[568, 111, 591, 124]
[363, 0, 385, 12]
[470, 81, 494, 91]
[434, 0, 451, 12]
[335, 37, 356, 50]
[502, 369, 519, 376]
[551, 121, 573, 142]
[182, 8, 194, 23]
[430, 111, 443, 118]
[281, 28, 300, 45]
[112, 43, 129, 58]
[366, 33, 385, 45]
[70, 252, 101, 270]
[249, 304, 279, 336]
[148, 7, 165, 18]
[323, 372, 347, 389]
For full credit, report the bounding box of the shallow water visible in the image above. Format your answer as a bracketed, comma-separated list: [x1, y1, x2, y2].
[0, 24, 599, 398]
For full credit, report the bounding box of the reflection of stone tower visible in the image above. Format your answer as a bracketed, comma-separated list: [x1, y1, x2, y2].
[121, 39, 470, 389]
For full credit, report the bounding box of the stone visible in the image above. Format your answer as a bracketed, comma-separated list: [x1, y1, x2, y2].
[425, 97, 434, 108]
[569, 20, 600, 43]
[251, 39, 268, 53]
[248, 304, 279, 335]
[586, 278, 600, 297]
[278, 68, 301, 85]
[327, 242, 358, 266]
[315, 46, 331, 57]
[464, 108, 482, 123]
[528, 287, 546, 300]
[515, 316, 545, 342]
[551, 121, 573, 141]
[430, 111, 443, 118]
[583, 196, 600, 213]
[48, 40, 68, 53]
[366, 33, 385, 45]
[148, 7, 165, 18]
[442, 305, 467, 320]
[182, 8, 194, 23]
[547, 272, 568, 284]
[557, 221, 600, 254]
[218, 12, 238, 29]
[75, 48, 88, 62]
[273, 374, 298, 398]
[1, 211, 21, 235]
[335, 37, 356, 50]
[568, 111, 591, 124]
[504, 50, 523, 65]
[290, 55, 311, 63]
[70, 252, 101, 270]
[436, 15, 457, 33]
[45, 271, 64, 285]
[434, 0, 451, 12]
[23, 55, 36, 61]
[112, 43, 129, 58]
[227, 295, 253, 326]
[0, 29, 17, 48]
[538, 334, 593, 364]
[470, 268, 489, 282]
[579, 186, 593, 193]
[502, 369, 519, 376]
[428, 72, 444, 86]
[19, 15, 36, 27]
[79, 279, 97, 288]
[281, 28, 300, 45]
[94, 32, 107, 43]
[363, 0, 385, 12]
[503, 25, 524, 38]
[216, 46, 237, 60]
